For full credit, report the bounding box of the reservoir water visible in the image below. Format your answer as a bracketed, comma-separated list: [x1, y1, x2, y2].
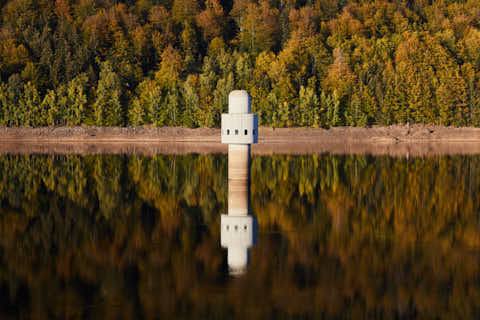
[0, 152, 479, 318]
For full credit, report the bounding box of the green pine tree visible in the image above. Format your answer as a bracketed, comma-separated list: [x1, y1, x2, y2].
[93, 61, 123, 126]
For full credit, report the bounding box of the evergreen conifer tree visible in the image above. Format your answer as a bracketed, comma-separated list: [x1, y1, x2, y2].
[93, 61, 123, 126]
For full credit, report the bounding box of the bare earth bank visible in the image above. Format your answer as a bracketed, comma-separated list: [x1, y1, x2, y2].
[2, 125, 480, 156]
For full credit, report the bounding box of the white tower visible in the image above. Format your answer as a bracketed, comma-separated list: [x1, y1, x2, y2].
[220, 90, 258, 276]
[221, 90, 258, 145]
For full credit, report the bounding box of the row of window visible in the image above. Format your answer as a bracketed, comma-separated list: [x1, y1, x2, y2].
[225, 129, 256, 136]
[225, 224, 248, 231]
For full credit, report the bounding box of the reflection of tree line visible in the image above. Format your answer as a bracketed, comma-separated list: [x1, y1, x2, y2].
[0, 154, 479, 318]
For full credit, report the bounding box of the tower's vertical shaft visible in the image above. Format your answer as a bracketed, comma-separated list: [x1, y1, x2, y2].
[228, 144, 250, 216]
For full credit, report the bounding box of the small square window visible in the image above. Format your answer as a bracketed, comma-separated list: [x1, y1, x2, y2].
[244, 129, 248, 135]
[235, 129, 238, 135]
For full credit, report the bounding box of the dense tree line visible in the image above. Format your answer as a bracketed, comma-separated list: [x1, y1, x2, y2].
[0, 0, 480, 127]
[1, 153, 480, 318]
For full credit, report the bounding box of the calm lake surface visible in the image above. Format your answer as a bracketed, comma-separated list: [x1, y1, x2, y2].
[0, 153, 479, 319]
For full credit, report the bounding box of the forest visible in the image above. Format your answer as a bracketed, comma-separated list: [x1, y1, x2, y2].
[0, 0, 479, 127]
[0, 154, 480, 318]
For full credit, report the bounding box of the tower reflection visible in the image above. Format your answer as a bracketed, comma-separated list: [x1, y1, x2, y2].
[221, 145, 257, 276]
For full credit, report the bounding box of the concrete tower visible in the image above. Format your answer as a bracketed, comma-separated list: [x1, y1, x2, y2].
[220, 90, 258, 276]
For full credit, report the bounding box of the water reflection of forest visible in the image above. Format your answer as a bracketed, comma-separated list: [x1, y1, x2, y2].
[0, 154, 479, 319]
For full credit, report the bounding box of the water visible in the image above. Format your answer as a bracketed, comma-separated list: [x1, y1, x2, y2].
[0, 153, 479, 319]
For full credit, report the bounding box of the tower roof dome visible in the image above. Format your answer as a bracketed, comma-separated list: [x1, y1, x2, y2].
[229, 90, 251, 114]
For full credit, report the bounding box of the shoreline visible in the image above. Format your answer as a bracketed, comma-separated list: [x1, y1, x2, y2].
[2, 125, 480, 156]
[3, 124, 480, 143]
